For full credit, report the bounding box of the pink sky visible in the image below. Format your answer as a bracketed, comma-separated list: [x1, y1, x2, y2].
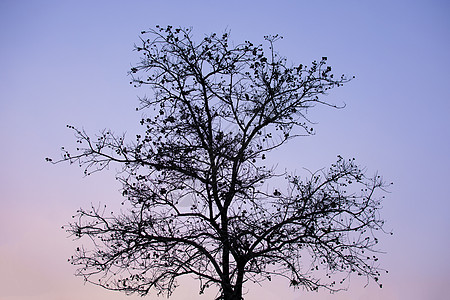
[1, 1, 449, 299]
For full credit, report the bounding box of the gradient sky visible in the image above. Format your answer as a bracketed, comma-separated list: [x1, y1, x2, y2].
[1, 1, 449, 299]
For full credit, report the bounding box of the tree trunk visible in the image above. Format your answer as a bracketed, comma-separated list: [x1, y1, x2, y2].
[222, 285, 243, 300]
[222, 267, 244, 300]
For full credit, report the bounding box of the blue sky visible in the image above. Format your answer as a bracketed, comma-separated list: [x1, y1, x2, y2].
[1, 1, 449, 299]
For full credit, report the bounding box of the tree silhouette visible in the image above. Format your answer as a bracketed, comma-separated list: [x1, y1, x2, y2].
[49, 26, 390, 300]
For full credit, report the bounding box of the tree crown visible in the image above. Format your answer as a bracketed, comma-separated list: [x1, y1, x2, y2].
[49, 26, 390, 299]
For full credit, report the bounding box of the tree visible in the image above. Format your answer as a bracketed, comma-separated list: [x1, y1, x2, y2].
[50, 26, 390, 300]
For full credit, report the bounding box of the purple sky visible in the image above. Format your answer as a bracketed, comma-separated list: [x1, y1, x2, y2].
[1, 1, 449, 299]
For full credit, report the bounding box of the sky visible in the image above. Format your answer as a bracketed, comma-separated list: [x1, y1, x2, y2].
[0, 0, 449, 299]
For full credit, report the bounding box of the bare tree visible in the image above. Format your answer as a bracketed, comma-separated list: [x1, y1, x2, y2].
[49, 26, 390, 300]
